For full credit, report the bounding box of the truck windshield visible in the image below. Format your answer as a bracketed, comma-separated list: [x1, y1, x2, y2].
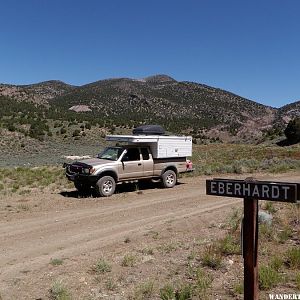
[97, 147, 123, 161]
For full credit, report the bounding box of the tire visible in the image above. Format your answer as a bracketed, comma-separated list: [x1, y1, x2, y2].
[95, 176, 116, 197]
[161, 170, 177, 188]
[74, 181, 91, 193]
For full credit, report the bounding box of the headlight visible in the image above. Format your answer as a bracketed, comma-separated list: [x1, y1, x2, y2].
[83, 168, 90, 174]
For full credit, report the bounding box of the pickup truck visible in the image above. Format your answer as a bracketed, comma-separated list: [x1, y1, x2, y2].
[64, 145, 193, 197]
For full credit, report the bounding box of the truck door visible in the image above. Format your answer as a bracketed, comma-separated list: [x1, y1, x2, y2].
[141, 147, 153, 177]
[119, 148, 143, 179]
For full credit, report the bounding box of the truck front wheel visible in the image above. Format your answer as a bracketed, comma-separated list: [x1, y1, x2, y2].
[161, 170, 177, 188]
[95, 176, 116, 197]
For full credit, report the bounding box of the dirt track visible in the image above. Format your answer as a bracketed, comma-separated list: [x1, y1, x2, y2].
[0, 173, 299, 299]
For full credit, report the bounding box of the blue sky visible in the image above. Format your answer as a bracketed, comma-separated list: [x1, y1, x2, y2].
[0, 0, 299, 107]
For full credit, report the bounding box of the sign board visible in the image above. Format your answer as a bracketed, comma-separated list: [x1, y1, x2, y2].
[206, 179, 299, 203]
[206, 177, 300, 300]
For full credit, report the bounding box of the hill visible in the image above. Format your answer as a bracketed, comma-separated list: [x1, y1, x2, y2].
[0, 80, 75, 105]
[0, 75, 299, 143]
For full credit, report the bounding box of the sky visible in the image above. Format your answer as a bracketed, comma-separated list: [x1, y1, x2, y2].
[0, 0, 299, 108]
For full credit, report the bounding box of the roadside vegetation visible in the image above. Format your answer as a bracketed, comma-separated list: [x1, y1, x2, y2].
[0, 166, 71, 195]
[191, 143, 300, 176]
[1, 143, 300, 195]
[75, 202, 299, 299]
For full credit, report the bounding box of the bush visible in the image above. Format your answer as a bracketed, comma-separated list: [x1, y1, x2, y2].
[160, 284, 175, 300]
[121, 254, 137, 267]
[49, 281, 71, 300]
[201, 244, 222, 269]
[72, 129, 80, 137]
[60, 128, 67, 134]
[8, 124, 16, 132]
[133, 281, 155, 299]
[259, 265, 281, 290]
[93, 258, 112, 273]
[285, 248, 300, 268]
[218, 235, 240, 255]
[284, 117, 300, 143]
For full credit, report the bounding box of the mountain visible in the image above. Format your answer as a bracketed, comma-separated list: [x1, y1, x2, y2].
[0, 80, 75, 105]
[0, 75, 299, 141]
[277, 101, 300, 123]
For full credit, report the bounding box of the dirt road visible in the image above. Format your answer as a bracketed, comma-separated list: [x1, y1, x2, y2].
[0, 173, 299, 299]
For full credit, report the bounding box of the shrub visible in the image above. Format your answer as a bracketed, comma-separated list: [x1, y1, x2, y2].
[93, 258, 112, 273]
[259, 265, 281, 290]
[285, 248, 300, 268]
[133, 281, 155, 299]
[201, 244, 222, 269]
[60, 128, 67, 134]
[194, 268, 212, 297]
[277, 227, 293, 243]
[160, 284, 175, 300]
[8, 124, 16, 131]
[72, 129, 80, 137]
[49, 281, 71, 300]
[259, 223, 274, 241]
[50, 258, 63, 266]
[233, 282, 243, 295]
[174, 284, 193, 300]
[270, 256, 283, 272]
[218, 235, 240, 255]
[121, 254, 137, 267]
[284, 117, 300, 143]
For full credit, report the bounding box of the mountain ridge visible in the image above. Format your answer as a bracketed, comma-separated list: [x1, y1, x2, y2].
[0, 74, 299, 141]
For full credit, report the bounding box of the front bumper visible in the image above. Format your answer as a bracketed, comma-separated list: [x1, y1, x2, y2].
[63, 163, 98, 183]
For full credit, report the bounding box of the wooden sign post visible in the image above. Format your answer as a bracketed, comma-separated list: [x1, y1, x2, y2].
[206, 178, 299, 300]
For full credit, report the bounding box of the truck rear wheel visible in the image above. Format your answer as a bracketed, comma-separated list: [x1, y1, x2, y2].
[161, 170, 177, 188]
[95, 176, 116, 197]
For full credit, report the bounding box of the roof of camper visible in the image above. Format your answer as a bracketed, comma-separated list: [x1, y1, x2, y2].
[106, 135, 192, 143]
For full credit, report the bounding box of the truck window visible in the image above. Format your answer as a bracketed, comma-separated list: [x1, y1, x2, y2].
[141, 148, 149, 160]
[124, 148, 140, 161]
[97, 147, 123, 161]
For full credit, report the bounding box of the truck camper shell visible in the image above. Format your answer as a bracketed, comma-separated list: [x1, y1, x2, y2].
[106, 134, 192, 159]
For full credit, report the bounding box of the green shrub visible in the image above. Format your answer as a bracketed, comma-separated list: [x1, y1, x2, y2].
[259, 265, 281, 290]
[133, 281, 155, 299]
[277, 227, 293, 243]
[72, 129, 80, 137]
[93, 258, 112, 273]
[284, 117, 300, 143]
[121, 254, 137, 267]
[174, 284, 193, 300]
[270, 256, 284, 272]
[218, 235, 240, 255]
[50, 258, 63, 266]
[49, 281, 71, 300]
[285, 248, 300, 268]
[259, 223, 274, 241]
[201, 245, 222, 270]
[264, 202, 276, 214]
[227, 208, 242, 233]
[160, 284, 175, 300]
[194, 268, 212, 296]
[233, 282, 243, 295]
